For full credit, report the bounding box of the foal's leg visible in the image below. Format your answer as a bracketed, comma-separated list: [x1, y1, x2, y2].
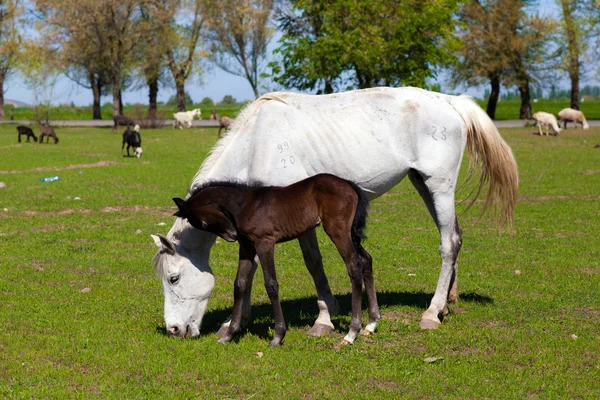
[255, 242, 287, 347]
[218, 241, 257, 343]
[357, 246, 380, 335]
[216, 257, 258, 338]
[329, 234, 364, 345]
[297, 229, 340, 336]
[409, 170, 462, 330]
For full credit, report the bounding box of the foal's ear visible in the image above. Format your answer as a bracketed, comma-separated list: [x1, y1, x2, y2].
[173, 197, 188, 218]
[151, 234, 176, 255]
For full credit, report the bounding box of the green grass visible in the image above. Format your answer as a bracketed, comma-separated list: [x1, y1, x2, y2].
[1, 124, 599, 398]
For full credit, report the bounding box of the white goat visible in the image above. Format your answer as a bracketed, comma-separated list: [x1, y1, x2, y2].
[532, 112, 561, 136]
[558, 108, 589, 130]
[173, 108, 201, 129]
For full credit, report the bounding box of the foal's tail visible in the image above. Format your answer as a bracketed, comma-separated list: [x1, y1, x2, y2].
[449, 95, 519, 228]
[349, 182, 370, 250]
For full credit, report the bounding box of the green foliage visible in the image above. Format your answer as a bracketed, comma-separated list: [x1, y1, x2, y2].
[270, 0, 461, 93]
[219, 94, 236, 105]
[166, 92, 194, 106]
[0, 124, 599, 397]
[200, 96, 214, 106]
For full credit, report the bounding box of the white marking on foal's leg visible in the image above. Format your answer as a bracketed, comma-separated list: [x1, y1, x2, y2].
[362, 321, 378, 335]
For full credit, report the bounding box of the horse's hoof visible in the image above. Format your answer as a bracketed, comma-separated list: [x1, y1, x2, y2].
[334, 339, 352, 350]
[268, 338, 283, 347]
[360, 330, 371, 337]
[217, 335, 232, 344]
[419, 318, 441, 330]
[307, 323, 334, 337]
[216, 324, 229, 339]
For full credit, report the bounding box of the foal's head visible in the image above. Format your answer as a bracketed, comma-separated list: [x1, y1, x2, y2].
[173, 195, 238, 242]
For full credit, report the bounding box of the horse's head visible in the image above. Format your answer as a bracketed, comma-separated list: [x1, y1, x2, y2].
[134, 147, 143, 158]
[193, 108, 202, 118]
[151, 226, 216, 338]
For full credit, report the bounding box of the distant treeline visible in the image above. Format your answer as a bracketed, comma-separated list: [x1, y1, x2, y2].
[486, 85, 600, 101]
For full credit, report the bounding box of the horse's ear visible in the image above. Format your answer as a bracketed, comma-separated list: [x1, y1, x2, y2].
[151, 234, 176, 254]
[173, 197, 188, 218]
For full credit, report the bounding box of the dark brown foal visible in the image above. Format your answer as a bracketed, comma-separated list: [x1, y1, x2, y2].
[173, 173, 379, 347]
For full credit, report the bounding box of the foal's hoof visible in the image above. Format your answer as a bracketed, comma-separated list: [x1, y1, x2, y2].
[360, 329, 372, 337]
[334, 339, 352, 350]
[268, 337, 283, 347]
[419, 317, 441, 330]
[307, 323, 334, 337]
[217, 335, 233, 344]
[216, 324, 229, 339]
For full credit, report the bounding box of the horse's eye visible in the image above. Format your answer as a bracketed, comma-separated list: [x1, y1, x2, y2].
[168, 275, 180, 285]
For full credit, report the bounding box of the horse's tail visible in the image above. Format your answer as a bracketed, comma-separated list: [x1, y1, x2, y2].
[349, 181, 370, 250]
[449, 95, 519, 228]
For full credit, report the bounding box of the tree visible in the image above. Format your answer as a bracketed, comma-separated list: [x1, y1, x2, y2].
[557, 0, 592, 110]
[35, 0, 152, 118]
[204, 0, 275, 98]
[271, 0, 460, 93]
[137, 1, 176, 119]
[165, 0, 207, 112]
[0, 0, 25, 121]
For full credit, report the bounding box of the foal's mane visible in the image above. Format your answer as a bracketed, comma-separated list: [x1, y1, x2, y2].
[188, 179, 268, 198]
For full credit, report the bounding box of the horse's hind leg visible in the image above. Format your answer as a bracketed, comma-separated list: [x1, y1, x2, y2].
[408, 170, 462, 329]
[358, 246, 380, 335]
[298, 229, 340, 336]
[328, 233, 364, 345]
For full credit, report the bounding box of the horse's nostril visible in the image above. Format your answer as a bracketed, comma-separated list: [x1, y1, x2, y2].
[168, 325, 180, 335]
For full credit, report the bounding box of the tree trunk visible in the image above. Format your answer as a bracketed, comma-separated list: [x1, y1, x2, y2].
[148, 78, 158, 119]
[486, 75, 500, 120]
[518, 82, 532, 120]
[176, 81, 186, 112]
[111, 74, 121, 117]
[0, 75, 5, 121]
[119, 90, 124, 115]
[324, 79, 333, 94]
[90, 75, 103, 120]
[561, 0, 580, 110]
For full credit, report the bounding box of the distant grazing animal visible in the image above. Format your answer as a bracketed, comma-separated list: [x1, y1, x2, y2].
[151, 87, 518, 341]
[209, 109, 219, 120]
[532, 112, 561, 136]
[558, 108, 589, 130]
[122, 124, 143, 158]
[39, 126, 59, 144]
[173, 108, 201, 129]
[17, 126, 38, 143]
[218, 116, 233, 138]
[113, 115, 135, 132]
[169, 173, 378, 346]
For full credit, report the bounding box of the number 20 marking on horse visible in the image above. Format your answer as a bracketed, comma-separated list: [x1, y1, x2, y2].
[281, 156, 295, 168]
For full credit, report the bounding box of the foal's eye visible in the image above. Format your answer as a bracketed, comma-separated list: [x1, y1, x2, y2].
[168, 275, 180, 285]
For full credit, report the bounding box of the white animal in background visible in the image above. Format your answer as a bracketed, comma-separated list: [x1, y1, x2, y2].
[173, 108, 202, 129]
[558, 108, 589, 130]
[532, 112, 561, 136]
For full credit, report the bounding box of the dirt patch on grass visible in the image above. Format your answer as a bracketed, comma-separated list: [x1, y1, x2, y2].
[101, 205, 173, 216]
[518, 194, 600, 202]
[0, 160, 120, 175]
[19, 205, 172, 218]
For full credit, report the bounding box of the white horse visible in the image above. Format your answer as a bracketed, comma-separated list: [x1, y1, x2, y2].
[152, 87, 518, 340]
[173, 108, 201, 129]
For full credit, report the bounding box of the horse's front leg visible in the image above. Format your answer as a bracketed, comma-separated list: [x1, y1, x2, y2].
[297, 230, 340, 336]
[218, 241, 256, 343]
[256, 242, 286, 347]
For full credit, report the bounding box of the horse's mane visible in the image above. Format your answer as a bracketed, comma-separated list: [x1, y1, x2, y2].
[188, 93, 290, 194]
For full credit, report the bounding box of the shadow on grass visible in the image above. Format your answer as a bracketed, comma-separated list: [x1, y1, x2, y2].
[156, 290, 493, 340]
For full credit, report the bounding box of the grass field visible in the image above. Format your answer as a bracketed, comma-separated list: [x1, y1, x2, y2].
[1, 124, 599, 398]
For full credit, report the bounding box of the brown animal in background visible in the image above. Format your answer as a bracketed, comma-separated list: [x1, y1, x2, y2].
[209, 109, 219, 120]
[39, 126, 59, 144]
[17, 126, 38, 143]
[171, 173, 378, 347]
[218, 116, 233, 138]
[113, 115, 135, 132]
